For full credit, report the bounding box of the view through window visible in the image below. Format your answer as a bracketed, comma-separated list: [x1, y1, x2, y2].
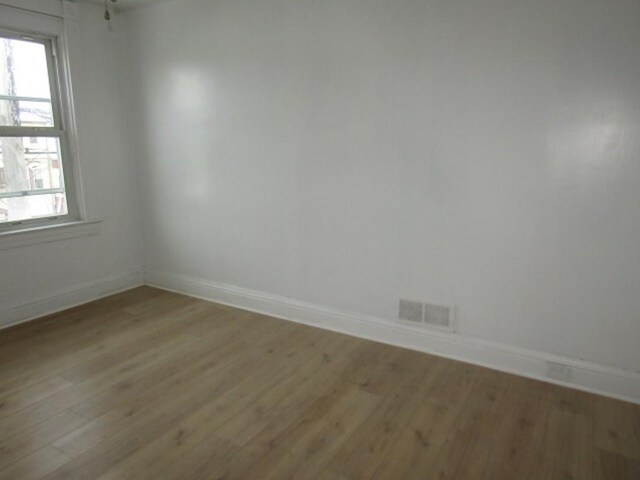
[0, 33, 71, 226]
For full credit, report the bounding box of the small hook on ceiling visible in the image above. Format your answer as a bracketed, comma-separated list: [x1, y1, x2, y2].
[104, 0, 118, 21]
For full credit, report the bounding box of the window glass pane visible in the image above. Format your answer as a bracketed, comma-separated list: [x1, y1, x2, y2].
[0, 99, 53, 127]
[0, 193, 67, 223]
[0, 136, 67, 223]
[0, 36, 54, 127]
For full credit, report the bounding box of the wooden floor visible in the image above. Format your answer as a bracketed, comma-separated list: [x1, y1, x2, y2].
[0, 287, 638, 479]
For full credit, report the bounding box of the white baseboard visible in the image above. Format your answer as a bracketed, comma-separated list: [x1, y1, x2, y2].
[0, 271, 144, 330]
[145, 270, 640, 404]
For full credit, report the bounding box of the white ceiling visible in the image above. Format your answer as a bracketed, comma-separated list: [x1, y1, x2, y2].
[82, 0, 169, 10]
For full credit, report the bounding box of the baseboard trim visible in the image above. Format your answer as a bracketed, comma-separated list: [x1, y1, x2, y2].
[0, 271, 144, 330]
[145, 270, 640, 404]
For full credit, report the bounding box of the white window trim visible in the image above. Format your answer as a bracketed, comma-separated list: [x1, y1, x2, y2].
[0, 218, 100, 250]
[0, 2, 100, 246]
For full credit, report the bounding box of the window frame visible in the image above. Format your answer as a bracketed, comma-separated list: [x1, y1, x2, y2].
[0, 23, 80, 232]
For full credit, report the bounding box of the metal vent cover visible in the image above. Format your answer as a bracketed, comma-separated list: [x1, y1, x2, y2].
[398, 299, 423, 323]
[423, 302, 451, 328]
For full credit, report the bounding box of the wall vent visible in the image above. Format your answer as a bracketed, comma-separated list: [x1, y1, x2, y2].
[423, 302, 452, 329]
[398, 299, 423, 323]
[398, 299, 455, 332]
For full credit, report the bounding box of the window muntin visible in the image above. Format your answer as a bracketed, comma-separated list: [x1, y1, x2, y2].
[0, 32, 74, 227]
[0, 37, 54, 128]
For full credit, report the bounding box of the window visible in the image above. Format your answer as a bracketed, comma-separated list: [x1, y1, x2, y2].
[0, 31, 77, 229]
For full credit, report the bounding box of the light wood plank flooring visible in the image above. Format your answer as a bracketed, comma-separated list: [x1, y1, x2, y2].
[0, 286, 638, 479]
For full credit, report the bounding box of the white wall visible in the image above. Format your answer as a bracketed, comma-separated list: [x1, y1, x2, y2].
[0, 1, 143, 323]
[126, 0, 640, 375]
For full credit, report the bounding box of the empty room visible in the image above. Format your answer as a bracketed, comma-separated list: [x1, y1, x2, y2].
[0, 0, 639, 478]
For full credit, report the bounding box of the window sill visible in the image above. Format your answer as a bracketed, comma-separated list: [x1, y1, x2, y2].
[0, 219, 102, 250]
